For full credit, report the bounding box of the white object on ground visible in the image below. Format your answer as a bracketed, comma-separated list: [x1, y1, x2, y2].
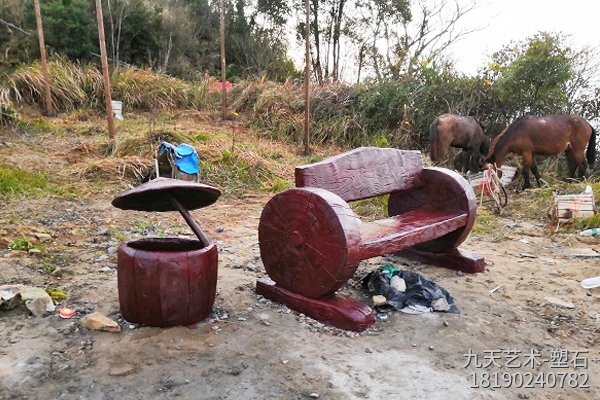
[390, 275, 406, 292]
[581, 276, 600, 289]
[111, 100, 124, 120]
[580, 228, 599, 237]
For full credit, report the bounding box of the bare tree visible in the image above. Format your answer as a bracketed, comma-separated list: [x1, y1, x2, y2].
[354, 0, 480, 80]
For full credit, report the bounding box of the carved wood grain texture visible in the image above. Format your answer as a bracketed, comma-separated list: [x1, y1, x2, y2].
[295, 147, 424, 202]
[258, 187, 362, 299]
[388, 167, 477, 252]
[256, 277, 375, 331]
[358, 208, 468, 260]
[117, 240, 218, 327]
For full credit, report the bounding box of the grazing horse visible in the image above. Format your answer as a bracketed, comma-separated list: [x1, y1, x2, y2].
[429, 114, 491, 173]
[485, 114, 597, 189]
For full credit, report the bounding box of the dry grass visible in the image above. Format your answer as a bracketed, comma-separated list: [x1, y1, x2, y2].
[0, 58, 218, 115]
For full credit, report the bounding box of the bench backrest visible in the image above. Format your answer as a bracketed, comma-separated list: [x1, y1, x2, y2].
[295, 147, 423, 202]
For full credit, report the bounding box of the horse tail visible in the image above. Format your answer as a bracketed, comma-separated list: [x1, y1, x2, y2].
[429, 118, 441, 162]
[586, 125, 597, 166]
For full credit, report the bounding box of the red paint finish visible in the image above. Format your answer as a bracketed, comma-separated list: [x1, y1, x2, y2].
[295, 147, 423, 202]
[259, 187, 361, 299]
[395, 248, 485, 273]
[388, 167, 477, 253]
[117, 238, 218, 327]
[258, 147, 484, 331]
[256, 277, 375, 332]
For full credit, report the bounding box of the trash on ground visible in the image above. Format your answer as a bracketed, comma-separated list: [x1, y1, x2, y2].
[59, 307, 76, 318]
[499, 166, 517, 187]
[580, 228, 599, 237]
[545, 297, 575, 309]
[551, 247, 600, 258]
[363, 264, 459, 314]
[80, 312, 121, 332]
[581, 276, 600, 289]
[554, 185, 596, 221]
[488, 285, 502, 294]
[519, 252, 537, 258]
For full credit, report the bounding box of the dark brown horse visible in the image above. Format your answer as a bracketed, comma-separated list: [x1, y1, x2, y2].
[485, 114, 597, 189]
[429, 114, 491, 173]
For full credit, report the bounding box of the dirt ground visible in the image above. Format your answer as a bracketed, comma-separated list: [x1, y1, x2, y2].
[0, 124, 599, 400]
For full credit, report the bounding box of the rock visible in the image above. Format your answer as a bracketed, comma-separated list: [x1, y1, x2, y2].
[34, 233, 53, 242]
[28, 248, 42, 254]
[246, 263, 258, 272]
[0, 284, 26, 310]
[443, 320, 449, 327]
[214, 227, 224, 233]
[81, 312, 121, 332]
[365, 348, 373, 353]
[309, 393, 319, 399]
[108, 363, 136, 376]
[98, 267, 112, 273]
[371, 295, 387, 306]
[390, 276, 406, 292]
[107, 246, 118, 256]
[545, 297, 575, 309]
[95, 255, 109, 263]
[431, 298, 450, 312]
[21, 287, 55, 316]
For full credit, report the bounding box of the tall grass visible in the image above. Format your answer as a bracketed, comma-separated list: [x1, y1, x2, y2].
[0, 58, 218, 115]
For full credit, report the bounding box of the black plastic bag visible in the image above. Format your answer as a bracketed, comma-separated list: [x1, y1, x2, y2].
[363, 266, 459, 313]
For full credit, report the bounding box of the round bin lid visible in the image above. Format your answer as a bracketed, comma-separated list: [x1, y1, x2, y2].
[112, 178, 221, 212]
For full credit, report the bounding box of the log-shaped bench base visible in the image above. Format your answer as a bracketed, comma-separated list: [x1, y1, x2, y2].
[256, 277, 375, 332]
[396, 247, 485, 273]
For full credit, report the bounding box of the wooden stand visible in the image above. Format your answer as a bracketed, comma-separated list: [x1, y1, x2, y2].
[256, 277, 375, 332]
[396, 248, 485, 273]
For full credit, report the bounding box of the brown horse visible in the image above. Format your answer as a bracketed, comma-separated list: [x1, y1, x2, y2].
[485, 114, 597, 189]
[429, 114, 491, 173]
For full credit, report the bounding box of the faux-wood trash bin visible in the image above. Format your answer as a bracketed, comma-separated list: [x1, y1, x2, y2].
[112, 178, 221, 327]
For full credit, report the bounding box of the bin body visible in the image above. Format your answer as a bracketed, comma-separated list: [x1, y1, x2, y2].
[117, 237, 218, 327]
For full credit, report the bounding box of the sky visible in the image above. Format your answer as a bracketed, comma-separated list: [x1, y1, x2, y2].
[448, 0, 600, 74]
[286, 0, 599, 81]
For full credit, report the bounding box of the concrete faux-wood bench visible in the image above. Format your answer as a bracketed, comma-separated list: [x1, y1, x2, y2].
[256, 147, 484, 331]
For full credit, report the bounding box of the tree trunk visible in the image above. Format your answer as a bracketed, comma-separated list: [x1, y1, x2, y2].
[311, 0, 323, 84]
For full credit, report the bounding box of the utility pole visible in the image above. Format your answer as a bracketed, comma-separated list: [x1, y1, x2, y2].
[304, 0, 311, 154]
[95, 0, 116, 140]
[33, 0, 54, 117]
[219, 0, 227, 120]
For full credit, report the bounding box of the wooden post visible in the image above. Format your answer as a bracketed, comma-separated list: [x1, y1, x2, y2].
[219, 0, 227, 120]
[95, 0, 116, 139]
[33, 0, 54, 117]
[304, 0, 311, 154]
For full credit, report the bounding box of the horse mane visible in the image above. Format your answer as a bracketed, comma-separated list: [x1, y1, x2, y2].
[488, 116, 528, 156]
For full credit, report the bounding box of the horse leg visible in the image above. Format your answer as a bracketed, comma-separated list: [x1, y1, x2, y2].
[574, 152, 589, 179]
[521, 153, 533, 189]
[470, 148, 482, 172]
[461, 151, 471, 173]
[530, 159, 542, 187]
[564, 151, 578, 181]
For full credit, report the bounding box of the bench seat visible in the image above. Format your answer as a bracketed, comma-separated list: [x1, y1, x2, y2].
[359, 207, 468, 259]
